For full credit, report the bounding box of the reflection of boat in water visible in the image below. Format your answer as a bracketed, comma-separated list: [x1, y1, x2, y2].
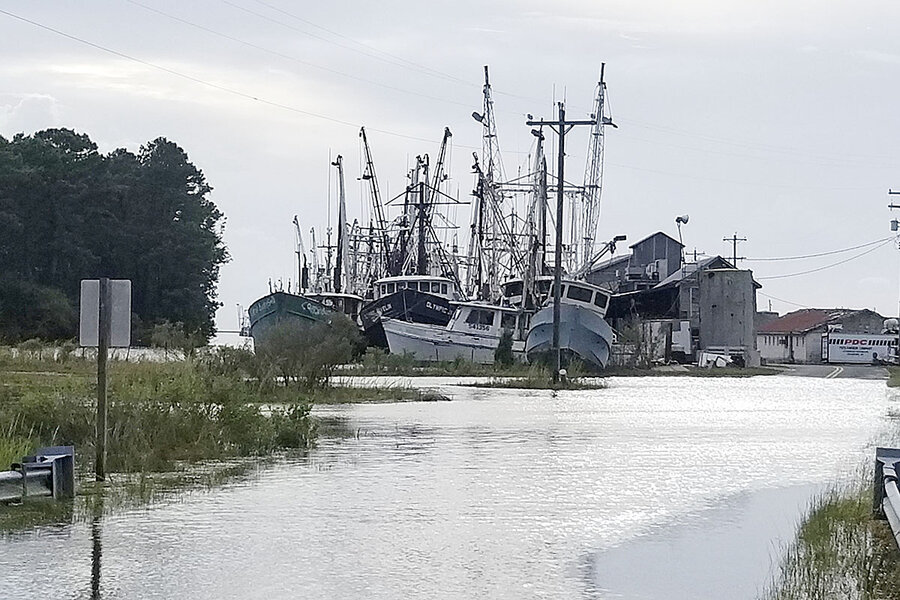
[247, 291, 335, 346]
[383, 302, 529, 364]
[360, 275, 461, 347]
[525, 279, 614, 371]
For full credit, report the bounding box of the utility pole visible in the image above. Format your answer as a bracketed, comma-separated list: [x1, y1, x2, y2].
[723, 233, 747, 266]
[888, 190, 900, 363]
[527, 102, 597, 383]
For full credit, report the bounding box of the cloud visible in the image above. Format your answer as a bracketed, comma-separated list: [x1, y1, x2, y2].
[0, 93, 62, 135]
[853, 49, 900, 65]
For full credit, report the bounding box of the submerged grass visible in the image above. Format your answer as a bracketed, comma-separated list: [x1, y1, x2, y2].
[466, 376, 608, 390]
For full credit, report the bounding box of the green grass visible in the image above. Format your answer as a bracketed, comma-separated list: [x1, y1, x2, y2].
[761, 479, 900, 600]
[0, 356, 317, 475]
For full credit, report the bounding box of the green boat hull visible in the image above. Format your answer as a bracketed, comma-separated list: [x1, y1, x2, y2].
[248, 292, 335, 347]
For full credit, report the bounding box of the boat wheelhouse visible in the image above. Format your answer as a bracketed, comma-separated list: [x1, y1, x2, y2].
[306, 292, 364, 324]
[500, 276, 554, 308]
[360, 275, 462, 347]
[382, 301, 529, 364]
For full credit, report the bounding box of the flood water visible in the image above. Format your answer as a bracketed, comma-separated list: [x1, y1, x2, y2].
[1, 376, 896, 599]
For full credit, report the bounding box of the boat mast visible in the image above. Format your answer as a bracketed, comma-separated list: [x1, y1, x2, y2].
[576, 63, 615, 273]
[293, 215, 308, 293]
[359, 127, 392, 277]
[332, 154, 349, 293]
[309, 227, 320, 292]
[523, 128, 547, 307]
[470, 65, 506, 300]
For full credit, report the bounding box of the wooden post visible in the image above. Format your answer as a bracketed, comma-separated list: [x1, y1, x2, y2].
[95, 277, 109, 482]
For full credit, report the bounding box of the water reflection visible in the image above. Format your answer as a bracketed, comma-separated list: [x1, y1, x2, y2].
[91, 509, 101, 600]
[0, 376, 895, 599]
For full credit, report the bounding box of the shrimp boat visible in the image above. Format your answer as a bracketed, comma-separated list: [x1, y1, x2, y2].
[247, 290, 336, 347]
[524, 279, 614, 371]
[382, 302, 530, 364]
[360, 275, 461, 347]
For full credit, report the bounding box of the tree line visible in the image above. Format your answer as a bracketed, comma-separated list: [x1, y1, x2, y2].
[0, 128, 228, 344]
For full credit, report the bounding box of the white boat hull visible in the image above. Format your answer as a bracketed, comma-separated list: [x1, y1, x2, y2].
[382, 319, 525, 364]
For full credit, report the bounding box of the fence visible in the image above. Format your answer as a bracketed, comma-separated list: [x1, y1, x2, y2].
[0, 446, 75, 503]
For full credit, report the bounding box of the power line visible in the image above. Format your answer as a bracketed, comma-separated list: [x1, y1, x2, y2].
[218, 0, 469, 86]
[247, 0, 472, 86]
[745, 236, 895, 262]
[123, 0, 477, 111]
[756, 238, 894, 280]
[0, 7, 467, 148]
[757, 290, 809, 309]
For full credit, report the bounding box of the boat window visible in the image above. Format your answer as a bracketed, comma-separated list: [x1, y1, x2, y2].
[537, 280, 551, 293]
[465, 309, 495, 326]
[566, 285, 593, 303]
[549, 284, 567, 298]
[420, 282, 430, 292]
[387, 283, 395, 294]
[593, 292, 609, 309]
[503, 281, 523, 297]
[441, 283, 448, 295]
[431, 282, 441, 293]
[501, 313, 516, 330]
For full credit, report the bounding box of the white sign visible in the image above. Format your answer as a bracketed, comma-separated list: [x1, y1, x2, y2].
[824, 333, 896, 364]
[79, 279, 132, 348]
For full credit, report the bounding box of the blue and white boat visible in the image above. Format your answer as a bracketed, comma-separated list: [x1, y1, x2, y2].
[524, 279, 614, 371]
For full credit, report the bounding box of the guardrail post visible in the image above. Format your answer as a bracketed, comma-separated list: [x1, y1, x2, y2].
[0, 446, 75, 503]
[875, 447, 900, 519]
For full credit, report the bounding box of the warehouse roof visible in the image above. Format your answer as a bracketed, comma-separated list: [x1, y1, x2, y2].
[757, 308, 859, 334]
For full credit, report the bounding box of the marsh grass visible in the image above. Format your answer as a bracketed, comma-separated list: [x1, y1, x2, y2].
[888, 366, 900, 388]
[466, 375, 608, 390]
[0, 356, 316, 475]
[761, 478, 900, 600]
[352, 348, 544, 377]
[602, 365, 782, 378]
[308, 384, 449, 404]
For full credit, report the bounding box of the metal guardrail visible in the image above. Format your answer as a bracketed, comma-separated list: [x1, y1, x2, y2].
[0, 446, 75, 503]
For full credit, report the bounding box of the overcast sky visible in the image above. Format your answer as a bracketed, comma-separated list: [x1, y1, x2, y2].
[3, 1, 900, 333]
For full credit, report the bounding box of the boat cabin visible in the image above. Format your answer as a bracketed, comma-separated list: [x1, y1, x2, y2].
[307, 292, 363, 321]
[373, 275, 461, 301]
[500, 276, 553, 307]
[449, 303, 531, 340]
[547, 280, 611, 317]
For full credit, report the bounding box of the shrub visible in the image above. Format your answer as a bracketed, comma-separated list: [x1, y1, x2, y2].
[256, 315, 359, 389]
